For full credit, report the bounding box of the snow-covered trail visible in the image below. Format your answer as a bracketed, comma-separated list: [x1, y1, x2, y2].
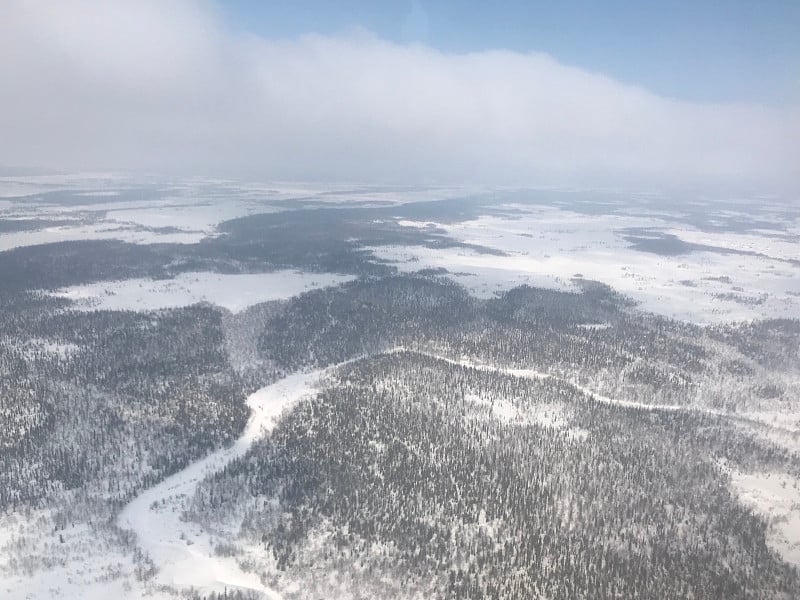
[117, 369, 326, 599]
[393, 347, 729, 416]
[403, 348, 800, 445]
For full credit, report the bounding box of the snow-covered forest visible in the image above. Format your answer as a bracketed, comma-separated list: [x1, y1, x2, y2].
[1, 180, 799, 599]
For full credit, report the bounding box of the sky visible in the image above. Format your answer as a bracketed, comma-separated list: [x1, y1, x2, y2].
[0, 0, 798, 192]
[226, 0, 800, 106]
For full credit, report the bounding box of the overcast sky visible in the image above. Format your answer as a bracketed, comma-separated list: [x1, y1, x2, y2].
[1, 0, 798, 191]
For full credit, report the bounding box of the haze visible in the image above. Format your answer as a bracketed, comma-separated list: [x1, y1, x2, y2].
[1, 0, 798, 191]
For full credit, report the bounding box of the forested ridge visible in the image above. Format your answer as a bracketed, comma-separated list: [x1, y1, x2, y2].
[190, 351, 800, 599]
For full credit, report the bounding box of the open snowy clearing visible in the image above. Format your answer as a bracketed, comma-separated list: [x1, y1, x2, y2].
[729, 470, 800, 566]
[0, 505, 176, 600]
[0, 222, 207, 251]
[375, 206, 800, 323]
[0, 196, 273, 250]
[663, 227, 800, 264]
[50, 270, 355, 312]
[117, 369, 326, 599]
[465, 392, 589, 439]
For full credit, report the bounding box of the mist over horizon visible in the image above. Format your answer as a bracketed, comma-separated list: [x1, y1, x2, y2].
[1, 0, 798, 194]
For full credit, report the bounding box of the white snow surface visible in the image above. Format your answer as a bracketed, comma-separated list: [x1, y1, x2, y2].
[117, 369, 326, 598]
[375, 205, 800, 324]
[50, 270, 354, 312]
[729, 470, 800, 566]
[0, 223, 207, 250]
[0, 508, 175, 600]
[0, 176, 474, 249]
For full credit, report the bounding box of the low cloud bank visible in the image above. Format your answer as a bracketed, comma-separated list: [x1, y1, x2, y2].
[1, 0, 797, 190]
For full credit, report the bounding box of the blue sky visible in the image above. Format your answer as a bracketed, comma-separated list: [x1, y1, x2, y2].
[223, 0, 800, 105]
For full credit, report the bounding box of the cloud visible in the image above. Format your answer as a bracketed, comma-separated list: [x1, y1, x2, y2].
[0, 0, 797, 191]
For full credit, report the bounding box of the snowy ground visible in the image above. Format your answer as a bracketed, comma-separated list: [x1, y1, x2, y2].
[50, 270, 355, 313]
[5, 177, 796, 324]
[729, 470, 800, 566]
[374, 204, 800, 323]
[0, 194, 275, 250]
[465, 392, 588, 440]
[116, 369, 326, 599]
[0, 505, 175, 600]
[0, 175, 473, 250]
[0, 221, 207, 250]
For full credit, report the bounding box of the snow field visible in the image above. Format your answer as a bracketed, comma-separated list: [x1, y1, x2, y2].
[50, 270, 355, 313]
[379, 206, 800, 323]
[729, 470, 800, 566]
